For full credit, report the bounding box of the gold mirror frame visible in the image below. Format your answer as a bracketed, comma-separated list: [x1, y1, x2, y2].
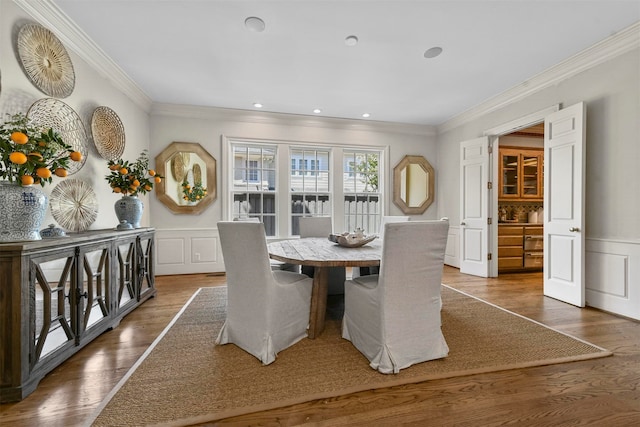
[392, 155, 435, 215]
[155, 142, 217, 214]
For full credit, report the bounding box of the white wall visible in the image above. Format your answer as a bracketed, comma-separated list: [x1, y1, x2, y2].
[148, 105, 438, 274]
[0, 1, 151, 230]
[436, 48, 640, 319]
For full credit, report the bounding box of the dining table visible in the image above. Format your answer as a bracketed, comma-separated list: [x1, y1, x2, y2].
[268, 237, 382, 339]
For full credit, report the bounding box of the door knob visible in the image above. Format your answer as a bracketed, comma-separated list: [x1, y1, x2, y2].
[460, 222, 466, 226]
[569, 227, 580, 232]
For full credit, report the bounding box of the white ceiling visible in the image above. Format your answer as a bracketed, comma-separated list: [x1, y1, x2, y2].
[52, 0, 640, 126]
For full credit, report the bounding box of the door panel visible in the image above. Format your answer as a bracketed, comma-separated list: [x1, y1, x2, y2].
[460, 137, 490, 277]
[544, 102, 585, 306]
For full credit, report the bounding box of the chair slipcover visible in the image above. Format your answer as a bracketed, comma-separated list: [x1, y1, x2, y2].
[342, 219, 450, 374]
[216, 221, 313, 365]
[353, 215, 410, 278]
[233, 216, 299, 273]
[298, 216, 346, 295]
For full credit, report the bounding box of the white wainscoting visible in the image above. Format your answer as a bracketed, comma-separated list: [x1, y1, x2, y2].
[155, 228, 224, 276]
[445, 226, 460, 268]
[586, 238, 640, 321]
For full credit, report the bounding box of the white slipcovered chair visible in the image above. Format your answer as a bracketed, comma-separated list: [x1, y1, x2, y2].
[352, 215, 410, 278]
[342, 219, 450, 374]
[233, 216, 299, 273]
[298, 216, 346, 295]
[216, 221, 313, 365]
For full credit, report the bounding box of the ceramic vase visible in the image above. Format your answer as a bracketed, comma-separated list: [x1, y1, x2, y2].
[0, 181, 48, 242]
[114, 195, 143, 228]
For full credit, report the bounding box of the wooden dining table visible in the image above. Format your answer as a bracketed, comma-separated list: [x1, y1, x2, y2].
[268, 237, 382, 338]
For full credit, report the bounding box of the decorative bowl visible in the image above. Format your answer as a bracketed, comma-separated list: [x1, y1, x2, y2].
[329, 233, 377, 248]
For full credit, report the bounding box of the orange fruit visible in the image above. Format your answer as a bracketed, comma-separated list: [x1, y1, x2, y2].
[11, 132, 28, 144]
[109, 164, 120, 170]
[21, 175, 34, 186]
[9, 152, 28, 165]
[38, 141, 47, 147]
[144, 184, 152, 191]
[119, 167, 128, 175]
[132, 179, 141, 187]
[70, 151, 82, 162]
[29, 152, 43, 160]
[154, 176, 162, 183]
[54, 168, 68, 177]
[148, 169, 156, 176]
[113, 187, 122, 193]
[36, 168, 52, 179]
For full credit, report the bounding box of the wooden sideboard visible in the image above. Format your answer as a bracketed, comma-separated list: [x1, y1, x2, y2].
[0, 228, 156, 402]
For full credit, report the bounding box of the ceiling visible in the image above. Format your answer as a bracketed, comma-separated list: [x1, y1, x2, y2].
[51, 1, 639, 126]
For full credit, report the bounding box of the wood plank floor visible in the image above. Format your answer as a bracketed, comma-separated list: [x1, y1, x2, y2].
[1, 267, 639, 426]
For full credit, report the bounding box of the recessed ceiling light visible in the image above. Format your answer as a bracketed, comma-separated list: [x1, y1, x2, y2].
[245, 17, 265, 32]
[253, 102, 263, 108]
[345, 35, 358, 46]
[424, 46, 443, 59]
[313, 108, 322, 114]
[362, 113, 371, 118]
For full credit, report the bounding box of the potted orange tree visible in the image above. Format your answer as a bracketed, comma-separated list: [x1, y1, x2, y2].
[0, 113, 82, 241]
[105, 150, 162, 228]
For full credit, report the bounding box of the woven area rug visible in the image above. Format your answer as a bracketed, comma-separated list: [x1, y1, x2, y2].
[87, 285, 611, 426]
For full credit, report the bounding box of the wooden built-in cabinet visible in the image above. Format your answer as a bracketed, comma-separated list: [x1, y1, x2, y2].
[498, 224, 543, 272]
[0, 228, 155, 402]
[499, 147, 543, 201]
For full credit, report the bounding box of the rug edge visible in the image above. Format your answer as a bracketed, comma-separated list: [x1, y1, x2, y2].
[84, 288, 209, 427]
[441, 284, 612, 353]
[157, 348, 612, 427]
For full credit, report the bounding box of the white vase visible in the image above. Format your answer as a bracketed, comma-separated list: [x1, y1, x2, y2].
[0, 181, 48, 242]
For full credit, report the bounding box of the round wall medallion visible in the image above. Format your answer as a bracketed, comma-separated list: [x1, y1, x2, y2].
[17, 23, 75, 98]
[91, 106, 125, 160]
[27, 98, 88, 175]
[171, 153, 185, 182]
[50, 179, 98, 232]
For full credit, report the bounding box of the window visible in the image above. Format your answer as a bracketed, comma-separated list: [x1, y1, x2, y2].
[290, 148, 331, 235]
[343, 151, 381, 234]
[230, 145, 277, 235]
[225, 138, 384, 237]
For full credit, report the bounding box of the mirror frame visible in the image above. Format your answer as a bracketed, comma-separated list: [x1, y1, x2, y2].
[392, 155, 435, 215]
[155, 141, 217, 214]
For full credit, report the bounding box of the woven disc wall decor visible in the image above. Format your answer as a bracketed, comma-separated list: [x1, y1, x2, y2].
[171, 153, 186, 181]
[17, 23, 75, 98]
[50, 179, 98, 232]
[193, 163, 202, 186]
[27, 98, 88, 175]
[91, 106, 125, 160]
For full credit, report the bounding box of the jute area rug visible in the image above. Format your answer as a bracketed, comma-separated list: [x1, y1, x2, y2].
[87, 285, 611, 426]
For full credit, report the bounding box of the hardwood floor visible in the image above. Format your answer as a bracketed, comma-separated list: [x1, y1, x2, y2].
[1, 267, 639, 426]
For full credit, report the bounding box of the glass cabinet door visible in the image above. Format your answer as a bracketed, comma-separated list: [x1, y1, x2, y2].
[500, 152, 519, 197]
[521, 153, 540, 197]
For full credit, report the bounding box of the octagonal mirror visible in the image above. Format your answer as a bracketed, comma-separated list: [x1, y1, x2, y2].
[393, 155, 434, 214]
[155, 141, 217, 214]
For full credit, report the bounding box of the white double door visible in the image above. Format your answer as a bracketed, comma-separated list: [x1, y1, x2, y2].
[459, 102, 586, 307]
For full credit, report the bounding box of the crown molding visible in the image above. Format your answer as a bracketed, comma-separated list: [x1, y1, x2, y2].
[438, 21, 640, 134]
[151, 103, 437, 137]
[15, 0, 153, 112]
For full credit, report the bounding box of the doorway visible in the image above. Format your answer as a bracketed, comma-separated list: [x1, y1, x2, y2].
[460, 102, 587, 308]
[497, 123, 544, 277]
